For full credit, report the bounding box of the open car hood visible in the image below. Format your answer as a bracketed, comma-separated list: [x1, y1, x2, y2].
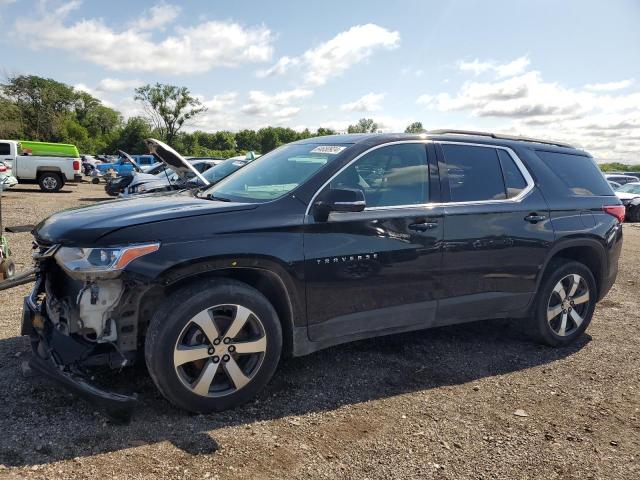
[117, 150, 142, 173]
[144, 138, 210, 186]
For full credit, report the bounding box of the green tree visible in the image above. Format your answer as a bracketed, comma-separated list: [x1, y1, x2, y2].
[2, 74, 77, 140]
[258, 127, 281, 153]
[405, 121, 425, 134]
[315, 127, 336, 136]
[347, 118, 378, 134]
[134, 83, 206, 146]
[0, 96, 23, 138]
[235, 129, 260, 152]
[108, 116, 153, 154]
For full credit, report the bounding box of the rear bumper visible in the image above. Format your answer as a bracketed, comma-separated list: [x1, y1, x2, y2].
[73, 174, 83, 182]
[22, 287, 137, 422]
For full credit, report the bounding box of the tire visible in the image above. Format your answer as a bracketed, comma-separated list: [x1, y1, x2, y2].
[0, 258, 15, 280]
[38, 172, 63, 192]
[628, 205, 640, 223]
[530, 259, 596, 347]
[145, 278, 282, 412]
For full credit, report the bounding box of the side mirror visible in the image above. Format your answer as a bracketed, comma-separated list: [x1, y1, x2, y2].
[313, 188, 366, 221]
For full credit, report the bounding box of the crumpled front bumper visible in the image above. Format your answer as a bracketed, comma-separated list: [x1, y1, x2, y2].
[22, 282, 138, 423]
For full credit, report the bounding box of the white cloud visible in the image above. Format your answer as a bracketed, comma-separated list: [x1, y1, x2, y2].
[419, 57, 640, 161]
[341, 93, 385, 112]
[128, 3, 181, 31]
[584, 79, 635, 92]
[260, 24, 400, 86]
[17, 2, 274, 73]
[200, 92, 238, 113]
[96, 78, 143, 92]
[240, 88, 313, 119]
[458, 56, 530, 78]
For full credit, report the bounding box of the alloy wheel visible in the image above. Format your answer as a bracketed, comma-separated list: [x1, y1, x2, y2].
[42, 176, 58, 190]
[173, 304, 267, 397]
[546, 274, 590, 337]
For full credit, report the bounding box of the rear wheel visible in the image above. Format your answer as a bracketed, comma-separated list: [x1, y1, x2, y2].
[531, 260, 596, 346]
[145, 279, 282, 412]
[38, 172, 63, 192]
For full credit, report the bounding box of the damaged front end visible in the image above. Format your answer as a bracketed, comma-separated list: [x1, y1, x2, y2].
[23, 240, 160, 421]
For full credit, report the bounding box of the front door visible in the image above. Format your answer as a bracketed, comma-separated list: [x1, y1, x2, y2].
[436, 142, 555, 324]
[303, 142, 444, 342]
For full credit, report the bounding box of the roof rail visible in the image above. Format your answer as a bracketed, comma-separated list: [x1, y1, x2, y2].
[428, 129, 574, 149]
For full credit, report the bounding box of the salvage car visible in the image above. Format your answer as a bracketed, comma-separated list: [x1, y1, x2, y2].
[0, 161, 18, 189]
[615, 182, 640, 221]
[21, 132, 622, 418]
[121, 154, 256, 197]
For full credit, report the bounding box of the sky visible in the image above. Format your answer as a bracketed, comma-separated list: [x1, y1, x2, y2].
[1, 0, 639, 162]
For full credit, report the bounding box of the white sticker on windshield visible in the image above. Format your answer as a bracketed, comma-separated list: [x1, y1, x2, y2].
[310, 145, 346, 155]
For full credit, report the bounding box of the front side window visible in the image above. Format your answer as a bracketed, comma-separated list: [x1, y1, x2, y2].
[328, 143, 429, 208]
[207, 143, 347, 202]
[442, 144, 507, 202]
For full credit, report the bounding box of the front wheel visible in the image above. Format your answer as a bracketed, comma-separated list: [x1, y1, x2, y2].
[531, 260, 596, 346]
[145, 279, 282, 412]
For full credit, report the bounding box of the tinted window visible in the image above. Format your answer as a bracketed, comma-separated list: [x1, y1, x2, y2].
[497, 149, 527, 198]
[536, 151, 612, 196]
[0, 143, 10, 156]
[329, 143, 428, 208]
[442, 144, 506, 202]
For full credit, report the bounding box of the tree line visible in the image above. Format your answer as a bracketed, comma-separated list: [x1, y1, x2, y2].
[0, 75, 428, 158]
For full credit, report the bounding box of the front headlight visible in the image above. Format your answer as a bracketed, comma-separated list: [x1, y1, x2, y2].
[54, 243, 160, 274]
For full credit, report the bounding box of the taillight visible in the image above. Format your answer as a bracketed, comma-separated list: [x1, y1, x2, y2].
[603, 205, 626, 223]
[0, 165, 6, 173]
[73, 160, 80, 171]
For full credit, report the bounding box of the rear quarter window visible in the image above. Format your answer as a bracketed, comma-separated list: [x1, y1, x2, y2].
[535, 151, 613, 196]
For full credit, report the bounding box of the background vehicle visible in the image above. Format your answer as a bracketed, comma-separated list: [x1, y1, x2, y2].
[23, 132, 622, 417]
[615, 182, 640, 221]
[622, 172, 640, 180]
[0, 140, 82, 192]
[121, 155, 256, 196]
[0, 162, 18, 190]
[96, 154, 156, 177]
[604, 173, 638, 185]
[81, 155, 103, 175]
[0, 174, 15, 279]
[608, 180, 622, 190]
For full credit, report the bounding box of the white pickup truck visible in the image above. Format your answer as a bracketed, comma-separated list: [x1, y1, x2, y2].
[0, 140, 82, 192]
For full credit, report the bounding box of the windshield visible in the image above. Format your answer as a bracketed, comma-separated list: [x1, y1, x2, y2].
[202, 158, 249, 184]
[205, 143, 346, 202]
[618, 183, 640, 194]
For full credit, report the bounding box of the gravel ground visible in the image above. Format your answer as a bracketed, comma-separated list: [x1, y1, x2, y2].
[0, 182, 638, 479]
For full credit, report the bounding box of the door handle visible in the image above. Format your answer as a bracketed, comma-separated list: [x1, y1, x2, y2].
[524, 213, 547, 223]
[408, 222, 438, 232]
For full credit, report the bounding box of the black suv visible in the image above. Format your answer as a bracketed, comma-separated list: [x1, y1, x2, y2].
[22, 131, 623, 417]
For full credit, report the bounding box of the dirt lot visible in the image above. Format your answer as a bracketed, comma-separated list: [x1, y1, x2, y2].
[0, 182, 638, 479]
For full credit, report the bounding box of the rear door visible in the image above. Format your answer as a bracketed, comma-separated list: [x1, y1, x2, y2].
[304, 142, 444, 342]
[436, 142, 554, 324]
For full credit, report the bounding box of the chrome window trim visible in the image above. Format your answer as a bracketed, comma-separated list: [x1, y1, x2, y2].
[304, 140, 535, 215]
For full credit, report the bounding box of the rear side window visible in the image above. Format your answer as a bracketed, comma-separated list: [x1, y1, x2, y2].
[442, 144, 506, 202]
[497, 149, 527, 198]
[536, 151, 612, 196]
[0, 143, 10, 156]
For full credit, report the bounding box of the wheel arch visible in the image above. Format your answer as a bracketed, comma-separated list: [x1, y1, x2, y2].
[138, 264, 301, 357]
[539, 238, 607, 300]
